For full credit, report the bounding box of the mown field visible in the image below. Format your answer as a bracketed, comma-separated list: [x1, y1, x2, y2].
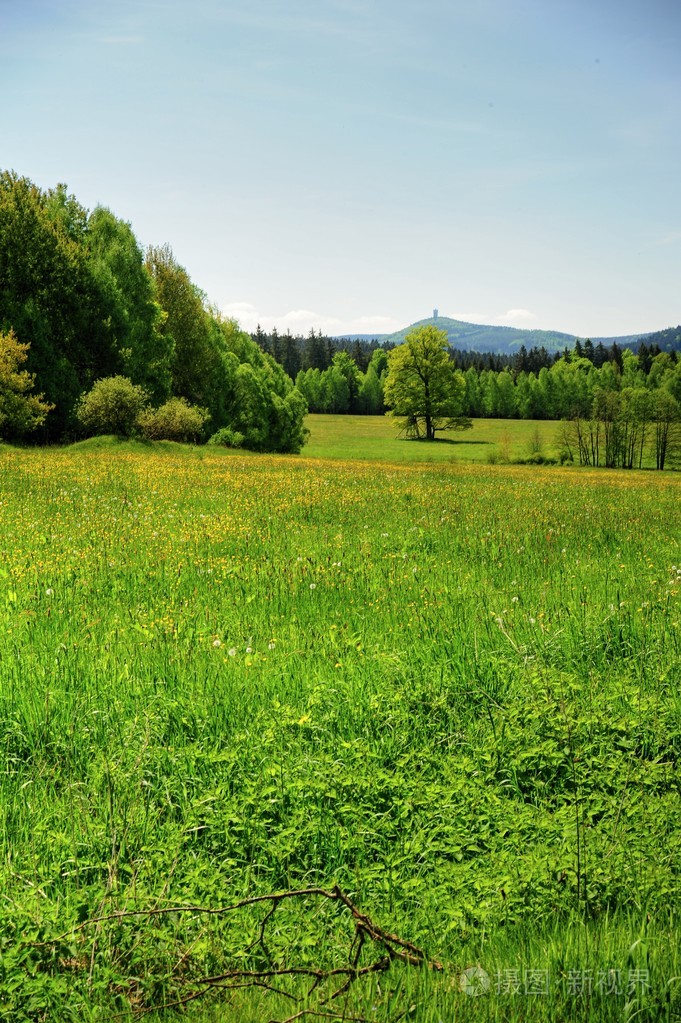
[1, 434, 680, 1022]
[304, 414, 562, 463]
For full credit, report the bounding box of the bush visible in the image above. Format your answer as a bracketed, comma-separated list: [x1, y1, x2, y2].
[511, 452, 558, 466]
[207, 427, 245, 449]
[75, 376, 148, 437]
[137, 397, 210, 442]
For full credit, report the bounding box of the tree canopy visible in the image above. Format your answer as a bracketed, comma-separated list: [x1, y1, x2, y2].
[0, 172, 308, 452]
[0, 328, 54, 438]
[384, 325, 471, 440]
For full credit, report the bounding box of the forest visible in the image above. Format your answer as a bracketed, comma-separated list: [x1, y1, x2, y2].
[0, 172, 307, 451]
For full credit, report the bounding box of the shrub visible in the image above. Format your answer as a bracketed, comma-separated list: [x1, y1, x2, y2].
[76, 376, 149, 437]
[511, 452, 559, 466]
[207, 427, 245, 449]
[137, 397, 209, 442]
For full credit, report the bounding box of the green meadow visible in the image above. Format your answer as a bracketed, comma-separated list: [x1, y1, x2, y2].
[304, 414, 562, 463]
[1, 426, 680, 1021]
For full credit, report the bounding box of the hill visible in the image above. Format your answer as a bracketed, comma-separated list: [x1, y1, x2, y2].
[336, 315, 679, 355]
[381, 316, 583, 354]
[633, 324, 681, 352]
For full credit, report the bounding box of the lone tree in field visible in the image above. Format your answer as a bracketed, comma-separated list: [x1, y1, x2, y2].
[384, 325, 471, 440]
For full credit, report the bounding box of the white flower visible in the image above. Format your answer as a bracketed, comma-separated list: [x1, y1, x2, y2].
[228, 647, 237, 657]
[268, 641, 276, 650]
[245, 646, 252, 654]
[309, 583, 316, 590]
[45, 587, 54, 597]
[213, 639, 221, 648]
[511, 596, 519, 603]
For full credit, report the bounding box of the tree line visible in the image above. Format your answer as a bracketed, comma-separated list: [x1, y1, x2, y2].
[0, 172, 308, 451]
[253, 326, 679, 377]
[285, 328, 681, 468]
[252, 326, 386, 378]
[279, 334, 680, 422]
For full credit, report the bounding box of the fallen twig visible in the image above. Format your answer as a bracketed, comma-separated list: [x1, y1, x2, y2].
[33, 884, 441, 1021]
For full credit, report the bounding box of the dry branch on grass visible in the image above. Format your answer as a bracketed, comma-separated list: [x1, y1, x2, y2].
[35, 884, 442, 1022]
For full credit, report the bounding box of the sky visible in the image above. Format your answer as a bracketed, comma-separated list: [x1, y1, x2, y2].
[1, 0, 680, 338]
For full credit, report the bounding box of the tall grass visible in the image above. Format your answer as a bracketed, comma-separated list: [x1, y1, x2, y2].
[0, 443, 679, 1020]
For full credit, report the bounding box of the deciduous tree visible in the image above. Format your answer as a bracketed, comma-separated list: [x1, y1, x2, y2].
[0, 329, 54, 437]
[384, 325, 470, 440]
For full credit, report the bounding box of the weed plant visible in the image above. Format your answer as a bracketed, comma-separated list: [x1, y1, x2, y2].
[0, 443, 679, 1020]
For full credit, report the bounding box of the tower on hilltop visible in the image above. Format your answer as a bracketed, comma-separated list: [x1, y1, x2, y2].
[433, 308, 438, 319]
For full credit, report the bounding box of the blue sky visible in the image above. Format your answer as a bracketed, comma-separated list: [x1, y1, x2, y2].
[2, 0, 680, 337]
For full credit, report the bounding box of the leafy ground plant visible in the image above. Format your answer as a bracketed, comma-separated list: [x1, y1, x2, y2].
[0, 443, 679, 1020]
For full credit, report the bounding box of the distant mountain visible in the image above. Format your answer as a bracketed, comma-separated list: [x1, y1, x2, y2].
[379, 316, 576, 354]
[631, 324, 681, 352]
[334, 316, 681, 355]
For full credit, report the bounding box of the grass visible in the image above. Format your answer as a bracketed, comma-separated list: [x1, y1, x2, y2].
[303, 414, 562, 463]
[0, 437, 680, 1021]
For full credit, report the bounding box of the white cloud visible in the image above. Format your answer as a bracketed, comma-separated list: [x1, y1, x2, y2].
[344, 314, 402, 334]
[450, 308, 541, 327]
[221, 302, 258, 316]
[218, 304, 400, 337]
[495, 308, 538, 325]
[451, 310, 490, 323]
